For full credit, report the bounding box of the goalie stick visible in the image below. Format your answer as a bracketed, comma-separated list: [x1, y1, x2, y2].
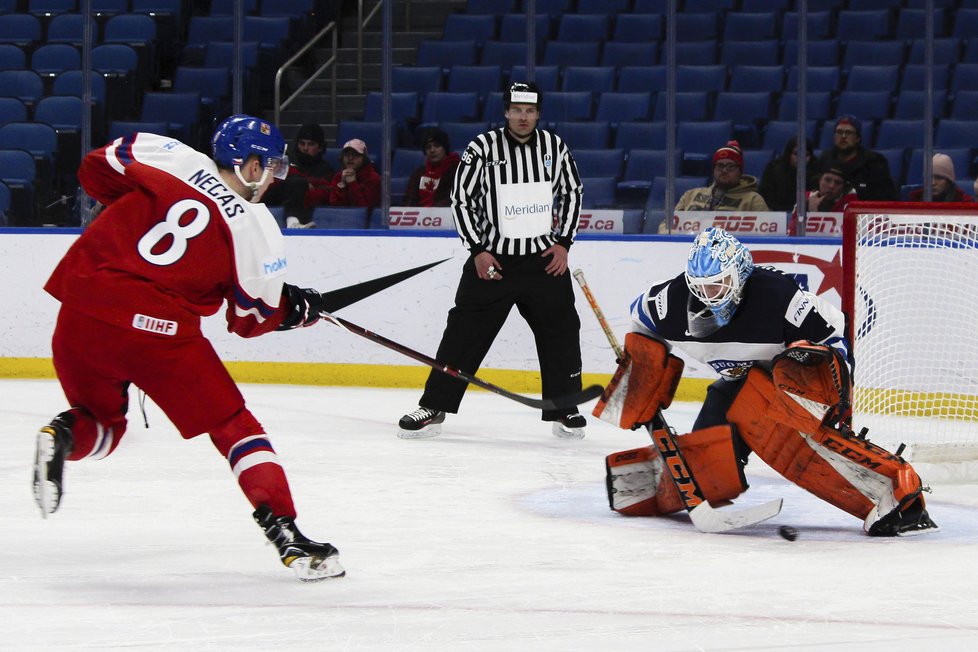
[319, 311, 605, 411]
[573, 268, 782, 533]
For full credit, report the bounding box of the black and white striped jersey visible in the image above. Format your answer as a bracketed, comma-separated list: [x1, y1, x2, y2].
[451, 127, 583, 256]
[630, 267, 852, 381]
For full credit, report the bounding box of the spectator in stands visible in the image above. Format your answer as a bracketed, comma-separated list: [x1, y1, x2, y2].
[264, 123, 335, 228]
[909, 153, 973, 203]
[328, 138, 381, 210]
[402, 128, 461, 207]
[789, 165, 858, 235]
[660, 140, 769, 233]
[758, 136, 820, 212]
[817, 115, 898, 201]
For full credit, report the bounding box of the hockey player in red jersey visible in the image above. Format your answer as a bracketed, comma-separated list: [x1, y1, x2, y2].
[33, 115, 344, 581]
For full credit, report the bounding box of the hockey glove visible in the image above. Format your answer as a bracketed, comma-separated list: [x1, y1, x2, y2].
[771, 340, 852, 428]
[277, 284, 326, 330]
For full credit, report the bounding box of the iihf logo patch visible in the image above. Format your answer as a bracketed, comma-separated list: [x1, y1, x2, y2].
[544, 154, 552, 168]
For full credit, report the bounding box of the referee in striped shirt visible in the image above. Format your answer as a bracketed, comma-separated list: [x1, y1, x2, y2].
[397, 81, 588, 440]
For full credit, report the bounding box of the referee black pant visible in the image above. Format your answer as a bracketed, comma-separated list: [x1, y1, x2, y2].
[419, 252, 583, 420]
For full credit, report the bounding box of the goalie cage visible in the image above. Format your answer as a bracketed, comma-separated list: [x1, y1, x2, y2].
[843, 202, 978, 482]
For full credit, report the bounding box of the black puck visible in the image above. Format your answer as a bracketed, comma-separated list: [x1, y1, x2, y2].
[779, 525, 799, 541]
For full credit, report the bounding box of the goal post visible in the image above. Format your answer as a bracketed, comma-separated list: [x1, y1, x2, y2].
[842, 201, 978, 471]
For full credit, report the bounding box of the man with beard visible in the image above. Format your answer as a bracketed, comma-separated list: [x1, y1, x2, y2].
[816, 115, 897, 201]
[660, 140, 769, 233]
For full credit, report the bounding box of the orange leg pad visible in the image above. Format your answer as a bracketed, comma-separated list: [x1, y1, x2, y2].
[728, 368, 924, 523]
[606, 425, 747, 516]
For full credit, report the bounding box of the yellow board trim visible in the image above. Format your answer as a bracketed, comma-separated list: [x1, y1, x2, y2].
[0, 357, 711, 401]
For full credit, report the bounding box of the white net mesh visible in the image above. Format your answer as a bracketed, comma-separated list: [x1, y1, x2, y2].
[848, 211, 978, 465]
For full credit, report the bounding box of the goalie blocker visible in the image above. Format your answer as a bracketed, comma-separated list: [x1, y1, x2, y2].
[600, 337, 937, 536]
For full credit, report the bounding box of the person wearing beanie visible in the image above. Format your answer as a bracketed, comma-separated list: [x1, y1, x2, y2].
[402, 127, 461, 207]
[909, 153, 973, 202]
[817, 114, 898, 201]
[328, 138, 381, 210]
[263, 123, 336, 228]
[662, 140, 769, 233]
[789, 165, 859, 235]
[758, 136, 820, 212]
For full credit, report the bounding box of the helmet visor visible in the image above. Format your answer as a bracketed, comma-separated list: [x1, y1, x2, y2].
[264, 154, 290, 181]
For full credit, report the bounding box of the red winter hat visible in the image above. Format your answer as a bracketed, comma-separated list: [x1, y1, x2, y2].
[713, 140, 743, 169]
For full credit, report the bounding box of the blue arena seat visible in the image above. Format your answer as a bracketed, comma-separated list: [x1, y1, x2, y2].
[896, 8, 945, 39]
[601, 42, 658, 67]
[580, 176, 617, 209]
[562, 66, 615, 93]
[674, 41, 717, 65]
[899, 64, 950, 92]
[441, 14, 496, 46]
[436, 121, 488, 150]
[29, 43, 79, 81]
[761, 120, 818, 152]
[556, 14, 609, 42]
[729, 65, 784, 93]
[0, 97, 26, 127]
[392, 66, 442, 96]
[952, 8, 978, 39]
[617, 66, 666, 93]
[935, 120, 978, 149]
[653, 92, 711, 122]
[498, 13, 551, 42]
[782, 40, 839, 66]
[391, 148, 424, 179]
[0, 70, 44, 108]
[543, 91, 593, 123]
[785, 66, 840, 93]
[419, 91, 479, 125]
[595, 92, 653, 125]
[446, 65, 502, 102]
[845, 65, 901, 92]
[479, 41, 528, 75]
[892, 90, 947, 119]
[675, 13, 718, 41]
[418, 39, 477, 73]
[139, 92, 201, 144]
[950, 90, 978, 119]
[777, 91, 833, 121]
[45, 12, 93, 45]
[908, 38, 960, 64]
[508, 65, 559, 92]
[719, 41, 779, 67]
[835, 90, 893, 122]
[573, 148, 625, 180]
[0, 13, 41, 49]
[782, 12, 833, 40]
[0, 121, 58, 180]
[874, 120, 924, 149]
[612, 13, 661, 42]
[0, 43, 23, 71]
[836, 10, 893, 42]
[675, 65, 726, 92]
[309, 206, 369, 230]
[722, 12, 778, 41]
[543, 41, 599, 68]
[614, 122, 666, 150]
[842, 41, 905, 73]
[363, 92, 419, 124]
[876, 148, 907, 186]
[554, 121, 610, 150]
[335, 121, 396, 157]
[0, 148, 36, 224]
[618, 149, 678, 191]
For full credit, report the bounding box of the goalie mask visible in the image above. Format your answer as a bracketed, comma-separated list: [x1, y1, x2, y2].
[685, 227, 754, 336]
[211, 114, 289, 201]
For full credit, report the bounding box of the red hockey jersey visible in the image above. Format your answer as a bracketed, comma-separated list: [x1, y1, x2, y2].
[46, 133, 288, 339]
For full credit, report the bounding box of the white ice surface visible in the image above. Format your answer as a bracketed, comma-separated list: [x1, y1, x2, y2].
[4, 379, 978, 651]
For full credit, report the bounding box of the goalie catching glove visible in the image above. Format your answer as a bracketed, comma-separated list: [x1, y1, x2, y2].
[277, 284, 326, 330]
[771, 340, 852, 429]
[593, 332, 684, 430]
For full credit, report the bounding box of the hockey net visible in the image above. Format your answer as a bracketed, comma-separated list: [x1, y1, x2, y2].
[843, 202, 978, 480]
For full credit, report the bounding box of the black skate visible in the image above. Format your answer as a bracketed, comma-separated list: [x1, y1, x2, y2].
[550, 412, 586, 440]
[397, 406, 445, 439]
[254, 505, 345, 581]
[33, 412, 74, 518]
[867, 493, 939, 537]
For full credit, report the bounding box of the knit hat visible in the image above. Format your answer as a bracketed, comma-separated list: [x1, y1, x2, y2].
[296, 123, 325, 147]
[422, 127, 450, 152]
[342, 138, 367, 155]
[821, 165, 847, 183]
[835, 115, 862, 137]
[713, 140, 743, 169]
[932, 153, 955, 182]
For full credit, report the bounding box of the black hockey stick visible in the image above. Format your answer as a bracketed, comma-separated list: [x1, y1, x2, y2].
[573, 268, 782, 533]
[319, 258, 451, 313]
[320, 311, 605, 411]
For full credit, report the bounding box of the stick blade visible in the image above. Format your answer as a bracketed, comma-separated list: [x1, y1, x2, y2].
[546, 384, 605, 409]
[688, 498, 783, 534]
[320, 258, 451, 313]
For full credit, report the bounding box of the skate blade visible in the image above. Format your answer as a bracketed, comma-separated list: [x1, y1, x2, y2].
[551, 423, 585, 440]
[33, 430, 57, 519]
[290, 555, 346, 582]
[397, 424, 442, 440]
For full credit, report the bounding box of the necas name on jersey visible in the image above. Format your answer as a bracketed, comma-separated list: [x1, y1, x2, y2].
[188, 168, 247, 219]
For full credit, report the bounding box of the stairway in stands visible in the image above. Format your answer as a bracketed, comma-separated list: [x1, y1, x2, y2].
[274, 0, 467, 144]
